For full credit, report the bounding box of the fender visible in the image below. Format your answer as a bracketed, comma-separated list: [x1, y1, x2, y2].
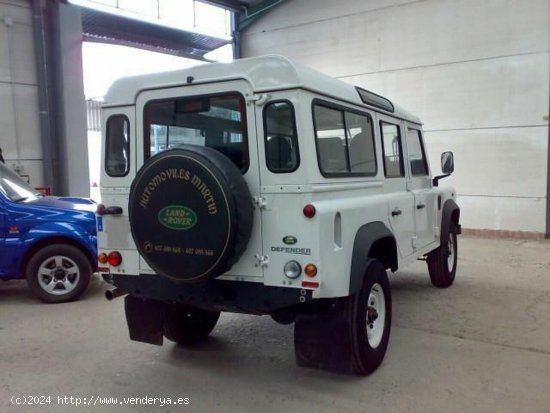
[440, 199, 461, 245]
[14, 222, 97, 275]
[349, 221, 397, 295]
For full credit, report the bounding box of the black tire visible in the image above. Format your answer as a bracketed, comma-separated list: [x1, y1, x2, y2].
[128, 146, 253, 283]
[427, 224, 458, 288]
[25, 244, 92, 303]
[294, 260, 391, 375]
[163, 303, 220, 346]
[270, 311, 296, 325]
[348, 260, 392, 375]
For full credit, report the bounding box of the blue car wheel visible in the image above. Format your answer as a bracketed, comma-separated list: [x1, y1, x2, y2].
[26, 244, 92, 303]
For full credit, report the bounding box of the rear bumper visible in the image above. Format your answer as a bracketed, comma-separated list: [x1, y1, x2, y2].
[112, 274, 313, 315]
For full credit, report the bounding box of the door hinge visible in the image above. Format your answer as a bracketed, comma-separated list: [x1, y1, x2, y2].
[253, 196, 267, 210]
[255, 254, 269, 268]
[246, 93, 270, 106]
[411, 236, 418, 250]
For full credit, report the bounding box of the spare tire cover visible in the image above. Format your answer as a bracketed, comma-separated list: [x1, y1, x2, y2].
[128, 146, 253, 282]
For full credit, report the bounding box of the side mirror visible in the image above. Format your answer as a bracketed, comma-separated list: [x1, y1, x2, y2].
[433, 151, 454, 186]
[441, 151, 454, 174]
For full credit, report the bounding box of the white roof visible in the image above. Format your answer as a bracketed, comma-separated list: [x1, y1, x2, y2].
[104, 55, 421, 123]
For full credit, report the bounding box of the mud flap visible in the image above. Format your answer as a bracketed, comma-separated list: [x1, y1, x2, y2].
[294, 311, 354, 374]
[124, 295, 165, 345]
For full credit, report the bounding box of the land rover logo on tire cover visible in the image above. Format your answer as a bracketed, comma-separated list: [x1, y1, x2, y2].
[158, 205, 197, 230]
[128, 146, 253, 283]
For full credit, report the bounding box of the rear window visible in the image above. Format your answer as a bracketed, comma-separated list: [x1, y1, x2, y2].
[144, 94, 248, 172]
[105, 115, 130, 177]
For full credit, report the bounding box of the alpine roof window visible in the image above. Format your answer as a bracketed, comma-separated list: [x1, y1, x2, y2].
[356, 87, 394, 113]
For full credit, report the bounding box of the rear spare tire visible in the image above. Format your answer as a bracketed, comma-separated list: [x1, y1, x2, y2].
[128, 146, 253, 282]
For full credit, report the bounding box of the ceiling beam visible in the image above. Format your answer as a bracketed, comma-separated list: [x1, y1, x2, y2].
[237, 0, 285, 31]
[195, 0, 247, 13]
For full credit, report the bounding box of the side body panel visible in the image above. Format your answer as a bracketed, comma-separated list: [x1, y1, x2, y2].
[0, 194, 97, 279]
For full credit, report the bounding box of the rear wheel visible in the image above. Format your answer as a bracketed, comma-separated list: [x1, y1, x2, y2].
[427, 224, 458, 288]
[348, 261, 392, 375]
[26, 244, 92, 303]
[294, 260, 392, 375]
[163, 303, 220, 346]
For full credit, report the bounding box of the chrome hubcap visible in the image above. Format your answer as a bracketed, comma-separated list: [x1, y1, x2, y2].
[366, 283, 386, 348]
[37, 255, 80, 296]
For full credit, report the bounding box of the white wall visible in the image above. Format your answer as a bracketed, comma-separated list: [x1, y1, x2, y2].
[0, 0, 43, 188]
[242, 0, 550, 234]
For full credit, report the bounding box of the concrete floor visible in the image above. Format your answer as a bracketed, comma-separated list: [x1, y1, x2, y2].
[1, 236, 549, 413]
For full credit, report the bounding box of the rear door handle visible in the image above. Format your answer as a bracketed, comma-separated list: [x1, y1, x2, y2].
[391, 209, 402, 216]
[416, 203, 425, 210]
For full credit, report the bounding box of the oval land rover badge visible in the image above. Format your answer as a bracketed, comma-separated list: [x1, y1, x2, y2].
[283, 235, 298, 245]
[158, 205, 197, 230]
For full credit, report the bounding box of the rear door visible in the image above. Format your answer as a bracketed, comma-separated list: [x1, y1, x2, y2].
[135, 80, 264, 279]
[378, 114, 416, 258]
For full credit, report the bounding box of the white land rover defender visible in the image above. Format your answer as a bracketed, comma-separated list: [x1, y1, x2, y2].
[97, 55, 460, 375]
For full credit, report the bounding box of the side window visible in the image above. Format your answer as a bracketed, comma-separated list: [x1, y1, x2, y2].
[313, 105, 347, 174]
[380, 122, 404, 178]
[264, 101, 300, 173]
[144, 94, 248, 172]
[105, 115, 130, 177]
[406, 128, 428, 176]
[346, 112, 376, 174]
[313, 102, 376, 176]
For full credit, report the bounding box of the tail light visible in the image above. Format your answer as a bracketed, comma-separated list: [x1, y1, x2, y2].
[107, 251, 122, 267]
[98, 253, 108, 264]
[304, 264, 317, 277]
[303, 204, 316, 218]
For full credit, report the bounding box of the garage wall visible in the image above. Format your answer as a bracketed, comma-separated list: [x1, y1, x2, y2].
[241, 0, 550, 234]
[0, 0, 43, 188]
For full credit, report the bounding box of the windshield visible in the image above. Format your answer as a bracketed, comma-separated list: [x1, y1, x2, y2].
[0, 163, 42, 202]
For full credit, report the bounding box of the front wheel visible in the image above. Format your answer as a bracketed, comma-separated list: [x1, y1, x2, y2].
[427, 224, 458, 288]
[163, 304, 220, 346]
[26, 244, 92, 303]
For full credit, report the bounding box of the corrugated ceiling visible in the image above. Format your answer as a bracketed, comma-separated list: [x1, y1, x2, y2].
[81, 7, 230, 60]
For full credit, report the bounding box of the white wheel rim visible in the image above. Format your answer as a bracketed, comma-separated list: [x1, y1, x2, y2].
[366, 282, 386, 349]
[447, 235, 455, 270]
[37, 255, 80, 296]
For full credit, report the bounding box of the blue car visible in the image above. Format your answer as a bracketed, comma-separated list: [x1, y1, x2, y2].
[0, 163, 97, 303]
